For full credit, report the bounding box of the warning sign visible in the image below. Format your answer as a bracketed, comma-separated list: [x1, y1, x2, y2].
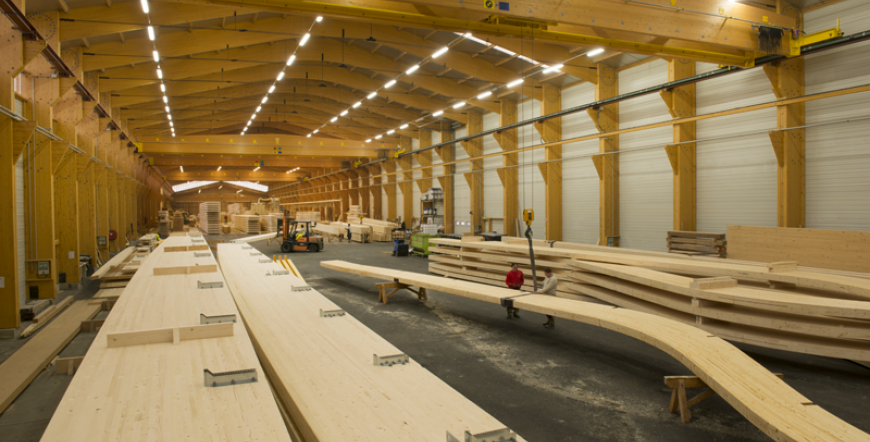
[484, 0, 495, 8]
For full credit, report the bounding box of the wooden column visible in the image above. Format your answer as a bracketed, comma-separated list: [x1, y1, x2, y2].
[461, 111, 484, 234]
[383, 160, 397, 221]
[398, 136, 414, 225]
[535, 83, 563, 240]
[494, 99, 519, 236]
[356, 167, 370, 216]
[417, 129, 433, 192]
[369, 164, 382, 219]
[76, 110, 99, 263]
[436, 130, 454, 233]
[661, 59, 697, 231]
[0, 115, 21, 328]
[765, 58, 806, 228]
[589, 65, 620, 247]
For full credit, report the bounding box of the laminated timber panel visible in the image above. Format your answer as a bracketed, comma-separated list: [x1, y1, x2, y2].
[320, 261, 870, 442]
[727, 226, 870, 274]
[219, 244, 524, 442]
[39, 236, 291, 442]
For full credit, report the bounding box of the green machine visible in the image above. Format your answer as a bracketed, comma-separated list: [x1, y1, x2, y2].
[410, 233, 440, 256]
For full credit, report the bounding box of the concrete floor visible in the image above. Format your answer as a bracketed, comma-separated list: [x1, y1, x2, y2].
[1, 234, 868, 442]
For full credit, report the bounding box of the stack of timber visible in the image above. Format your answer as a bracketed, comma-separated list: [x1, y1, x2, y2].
[728, 226, 870, 273]
[331, 222, 372, 243]
[171, 214, 185, 232]
[91, 247, 143, 283]
[346, 204, 362, 220]
[38, 236, 291, 442]
[218, 245, 527, 441]
[158, 218, 170, 237]
[312, 222, 344, 242]
[234, 214, 261, 233]
[295, 211, 321, 222]
[320, 260, 870, 442]
[250, 202, 267, 215]
[198, 201, 222, 235]
[426, 237, 870, 361]
[138, 233, 158, 247]
[668, 231, 727, 257]
[19, 296, 75, 338]
[352, 217, 398, 242]
[260, 214, 280, 233]
[227, 203, 242, 215]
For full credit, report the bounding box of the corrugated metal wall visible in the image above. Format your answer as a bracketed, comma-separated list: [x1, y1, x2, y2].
[516, 99, 546, 239]
[618, 59, 673, 251]
[454, 126, 471, 231]
[560, 82, 600, 244]
[483, 112, 504, 232]
[695, 62, 778, 232]
[804, 1, 870, 231]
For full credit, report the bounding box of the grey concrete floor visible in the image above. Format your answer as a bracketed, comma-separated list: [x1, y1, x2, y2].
[1, 234, 868, 442]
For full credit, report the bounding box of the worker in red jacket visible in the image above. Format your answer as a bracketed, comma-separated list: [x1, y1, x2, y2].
[505, 263, 523, 319]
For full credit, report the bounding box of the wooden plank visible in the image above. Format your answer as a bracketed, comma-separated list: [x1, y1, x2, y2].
[320, 260, 870, 442]
[728, 226, 870, 273]
[91, 246, 135, 279]
[153, 264, 218, 275]
[0, 301, 100, 414]
[106, 323, 234, 348]
[20, 297, 76, 338]
[56, 356, 85, 375]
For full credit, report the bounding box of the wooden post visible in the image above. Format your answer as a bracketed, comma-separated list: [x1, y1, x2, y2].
[369, 164, 382, 219]
[383, 159, 397, 221]
[0, 115, 21, 328]
[590, 65, 620, 247]
[535, 83, 562, 241]
[398, 136, 414, 225]
[495, 99, 519, 236]
[661, 59, 697, 231]
[436, 130, 455, 234]
[461, 111, 484, 234]
[417, 129, 433, 192]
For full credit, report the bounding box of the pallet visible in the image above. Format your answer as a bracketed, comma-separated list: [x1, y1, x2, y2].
[667, 231, 726, 257]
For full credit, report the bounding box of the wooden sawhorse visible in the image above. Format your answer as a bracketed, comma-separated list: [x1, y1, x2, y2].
[376, 281, 428, 304]
[665, 373, 783, 423]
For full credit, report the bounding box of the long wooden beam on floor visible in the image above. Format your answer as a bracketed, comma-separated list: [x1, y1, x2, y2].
[218, 243, 526, 442]
[320, 260, 870, 442]
[39, 236, 291, 442]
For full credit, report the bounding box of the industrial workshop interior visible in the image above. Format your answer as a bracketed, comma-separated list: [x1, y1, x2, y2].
[2, 0, 870, 440]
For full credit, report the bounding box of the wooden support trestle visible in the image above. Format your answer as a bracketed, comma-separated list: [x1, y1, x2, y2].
[665, 373, 783, 424]
[376, 281, 428, 304]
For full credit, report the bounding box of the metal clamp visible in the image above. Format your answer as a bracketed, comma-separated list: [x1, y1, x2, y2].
[241, 245, 253, 250]
[200, 313, 237, 324]
[194, 251, 211, 257]
[259, 258, 271, 263]
[250, 251, 263, 256]
[271, 269, 290, 276]
[291, 285, 312, 292]
[446, 428, 517, 442]
[373, 353, 409, 366]
[197, 280, 224, 289]
[203, 368, 257, 387]
[319, 308, 346, 318]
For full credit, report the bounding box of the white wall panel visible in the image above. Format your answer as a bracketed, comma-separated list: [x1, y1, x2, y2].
[560, 82, 600, 244]
[695, 62, 778, 232]
[516, 100, 546, 239]
[482, 112, 503, 232]
[618, 59, 673, 251]
[454, 127, 471, 231]
[804, 1, 870, 231]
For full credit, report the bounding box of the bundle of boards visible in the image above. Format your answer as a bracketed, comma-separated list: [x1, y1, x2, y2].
[426, 237, 870, 362]
[234, 215, 261, 233]
[351, 217, 398, 242]
[198, 202, 221, 235]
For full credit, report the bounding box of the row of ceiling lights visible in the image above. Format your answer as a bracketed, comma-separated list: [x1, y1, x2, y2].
[241, 16, 323, 136]
[140, 0, 175, 137]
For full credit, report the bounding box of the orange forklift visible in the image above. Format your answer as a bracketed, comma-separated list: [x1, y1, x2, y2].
[278, 218, 324, 253]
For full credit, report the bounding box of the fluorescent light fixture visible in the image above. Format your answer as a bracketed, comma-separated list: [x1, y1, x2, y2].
[219, 185, 222, 189]
[452, 102, 465, 109]
[384, 80, 396, 88]
[477, 91, 492, 99]
[169, 121, 173, 127]
[286, 55, 296, 66]
[237, 189, 242, 193]
[172, 133, 176, 137]
[399, 124, 408, 129]
[198, 189, 201, 193]
[252, 114, 257, 119]
[147, 26, 155, 41]
[217, 166, 221, 171]
[406, 65, 419, 74]
[330, 117, 337, 122]
[256, 106, 262, 112]
[542, 64, 563, 74]
[353, 101, 362, 108]
[152, 50, 159, 62]
[269, 85, 276, 93]
[493, 46, 515, 56]
[262, 96, 268, 103]
[254, 166, 260, 171]
[299, 33, 311, 46]
[387, 130, 395, 135]
[164, 106, 170, 112]
[140, 0, 148, 13]
[432, 47, 449, 58]
[167, 114, 172, 120]
[160, 83, 165, 92]
[365, 139, 371, 143]
[162, 96, 167, 103]
[463, 32, 472, 38]
[375, 135, 382, 139]
[247, 121, 251, 126]
[180, 166, 184, 172]
[340, 110, 348, 116]
[313, 129, 319, 134]
[586, 48, 605, 57]
[367, 92, 377, 99]
[277, 71, 285, 81]
[306, 134, 312, 138]
[433, 110, 444, 116]
[507, 79, 524, 88]
[157, 69, 163, 79]
[315, 16, 323, 22]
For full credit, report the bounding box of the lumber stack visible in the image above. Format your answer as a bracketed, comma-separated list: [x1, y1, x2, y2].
[227, 203, 242, 215]
[728, 225, 870, 273]
[198, 201, 221, 234]
[353, 217, 398, 242]
[234, 214, 261, 233]
[259, 214, 279, 233]
[295, 211, 321, 222]
[320, 260, 870, 442]
[346, 204, 362, 220]
[331, 222, 372, 243]
[39, 236, 291, 442]
[219, 245, 526, 441]
[425, 237, 870, 361]
[668, 230, 726, 257]
[250, 202, 267, 215]
[158, 218, 170, 237]
[171, 214, 184, 232]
